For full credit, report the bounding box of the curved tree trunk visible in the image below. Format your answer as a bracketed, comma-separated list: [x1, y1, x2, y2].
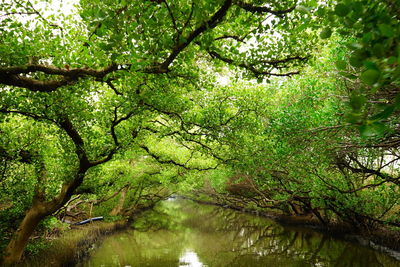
[2, 203, 47, 265]
[1, 171, 87, 265]
[1, 112, 125, 265]
[110, 186, 129, 216]
[1, 178, 86, 265]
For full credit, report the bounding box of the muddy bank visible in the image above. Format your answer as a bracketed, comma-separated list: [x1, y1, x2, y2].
[182, 196, 400, 260]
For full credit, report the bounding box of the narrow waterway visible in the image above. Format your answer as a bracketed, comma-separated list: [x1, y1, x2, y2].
[81, 198, 399, 266]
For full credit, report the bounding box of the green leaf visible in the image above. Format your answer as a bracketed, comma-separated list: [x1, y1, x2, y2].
[378, 24, 394, 38]
[349, 56, 363, 68]
[387, 56, 397, 64]
[335, 3, 350, 17]
[370, 105, 395, 120]
[372, 43, 384, 58]
[336, 60, 347, 70]
[346, 113, 362, 123]
[351, 2, 363, 14]
[349, 94, 366, 110]
[363, 61, 379, 70]
[296, 5, 312, 15]
[316, 7, 326, 17]
[360, 69, 380, 85]
[394, 93, 400, 107]
[95, 24, 107, 37]
[359, 122, 386, 137]
[320, 27, 332, 39]
[362, 32, 373, 43]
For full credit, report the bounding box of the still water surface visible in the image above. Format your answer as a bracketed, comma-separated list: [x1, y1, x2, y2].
[82, 198, 399, 266]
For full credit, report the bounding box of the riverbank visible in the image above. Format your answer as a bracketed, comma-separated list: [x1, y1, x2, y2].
[19, 197, 400, 265]
[20, 204, 156, 267]
[21, 220, 128, 267]
[182, 196, 400, 260]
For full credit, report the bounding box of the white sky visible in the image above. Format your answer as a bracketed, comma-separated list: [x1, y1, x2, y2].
[37, 0, 78, 16]
[1, 0, 80, 25]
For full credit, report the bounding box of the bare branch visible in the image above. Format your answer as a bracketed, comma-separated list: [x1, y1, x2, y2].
[95, 184, 130, 205]
[337, 155, 400, 186]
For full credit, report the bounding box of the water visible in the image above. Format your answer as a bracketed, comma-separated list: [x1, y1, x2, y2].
[81, 198, 399, 267]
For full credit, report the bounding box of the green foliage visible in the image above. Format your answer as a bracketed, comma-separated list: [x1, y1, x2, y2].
[315, 0, 400, 135]
[1, 1, 400, 262]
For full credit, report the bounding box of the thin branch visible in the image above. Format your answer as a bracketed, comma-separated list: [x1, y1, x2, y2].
[208, 50, 302, 77]
[0, 11, 37, 18]
[308, 124, 348, 133]
[338, 155, 400, 186]
[91, 109, 136, 166]
[25, 0, 63, 30]
[235, 1, 296, 17]
[163, 0, 179, 35]
[106, 80, 122, 95]
[147, 0, 233, 73]
[95, 184, 130, 205]
[182, 1, 195, 30]
[254, 56, 309, 67]
[214, 35, 246, 43]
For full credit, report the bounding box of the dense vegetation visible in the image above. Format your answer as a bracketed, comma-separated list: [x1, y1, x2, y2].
[1, 0, 399, 264]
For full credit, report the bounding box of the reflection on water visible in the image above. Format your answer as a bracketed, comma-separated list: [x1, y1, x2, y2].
[179, 250, 203, 267]
[81, 198, 399, 267]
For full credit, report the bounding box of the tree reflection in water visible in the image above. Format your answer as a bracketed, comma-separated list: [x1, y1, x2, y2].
[82, 199, 399, 267]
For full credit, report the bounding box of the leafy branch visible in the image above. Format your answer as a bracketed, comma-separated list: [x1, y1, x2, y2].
[140, 144, 219, 171]
[207, 50, 306, 77]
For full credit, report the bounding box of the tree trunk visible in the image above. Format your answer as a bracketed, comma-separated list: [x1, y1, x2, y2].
[1, 114, 117, 265]
[2, 203, 47, 265]
[110, 186, 129, 216]
[1, 172, 87, 265]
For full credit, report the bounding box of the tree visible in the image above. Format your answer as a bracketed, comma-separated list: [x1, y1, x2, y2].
[190, 44, 400, 230]
[0, 0, 314, 264]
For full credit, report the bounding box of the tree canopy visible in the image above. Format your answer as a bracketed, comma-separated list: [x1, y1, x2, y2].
[1, 0, 400, 265]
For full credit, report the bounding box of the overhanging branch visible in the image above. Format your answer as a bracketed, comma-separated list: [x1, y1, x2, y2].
[0, 63, 118, 92]
[235, 1, 296, 17]
[140, 145, 218, 171]
[208, 50, 304, 77]
[148, 0, 233, 73]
